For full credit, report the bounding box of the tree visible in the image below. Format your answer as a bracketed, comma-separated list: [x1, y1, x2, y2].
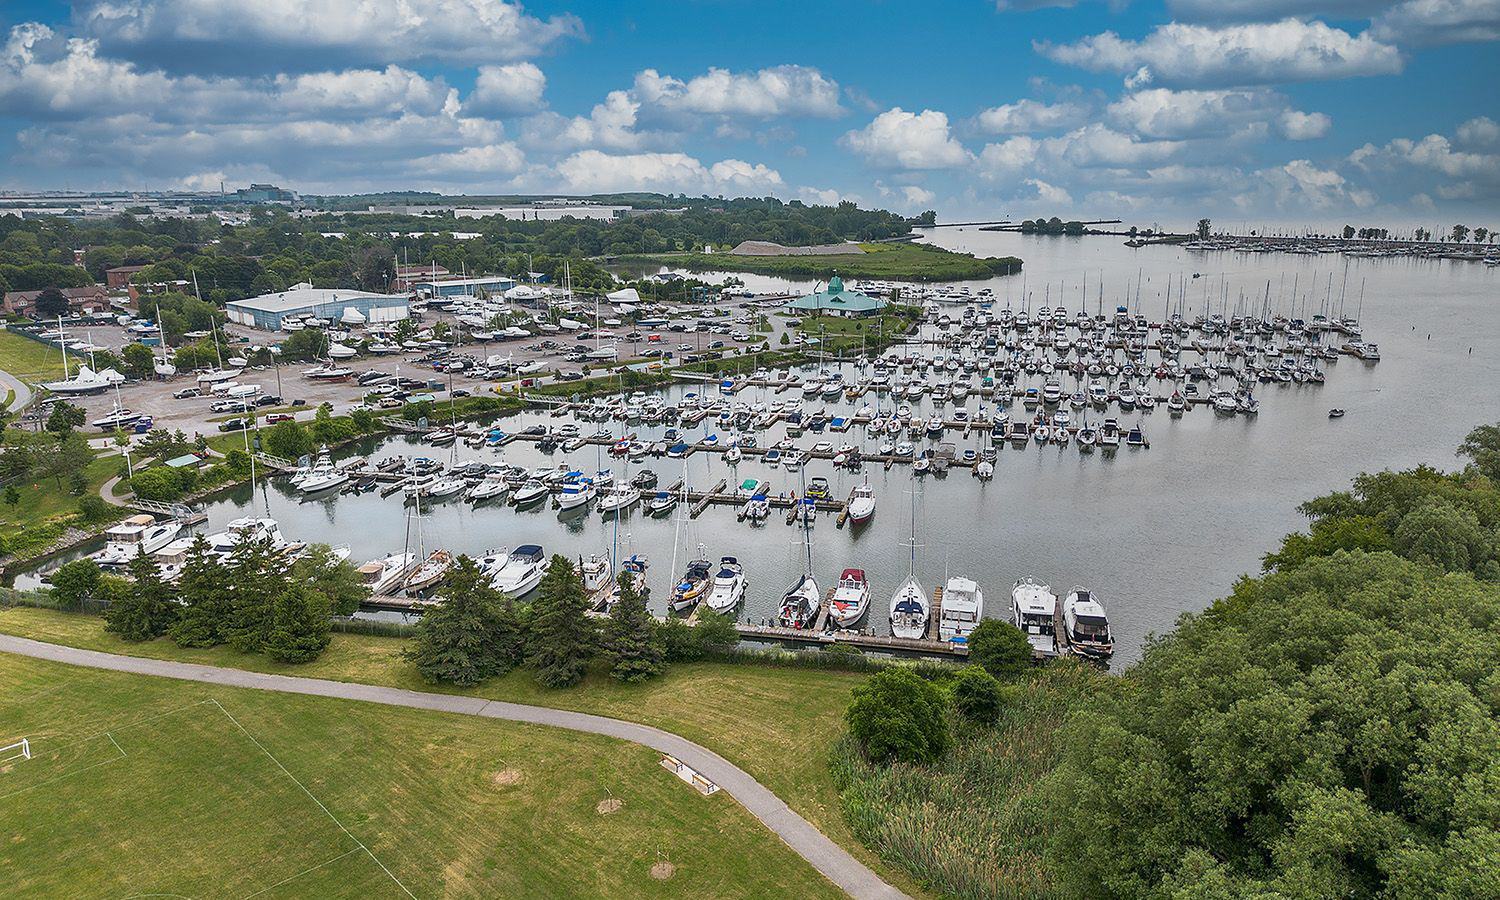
[966, 619, 1033, 679]
[355, 245, 395, 292]
[104, 550, 177, 641]
[1196, 218, 1211, 239]
[693, 607, 739, 655]
[45, 401, 85, 437]
[526, 554, 596, 687]
[77, 494, 110, 522]
[1392, 497, 1491, 573]
[35, 286, 69, 319]
[950, 665, 1006, 724]
[50, 558, 102, 610]
[292, 543, 370, 617]
[404, 555, 518, 685]
[1451, 223, 1470, 243]
[224, 537, 288, 653]
[261, 582, 332, 663]
[169, 535, 231, 647]
[845, 667, 951, 765]
[1457, 420, 1500, 483]
[121, 343, 156, 379]
[1342, 224, 1355, 239]
[263, 420, 312, 460]
[1473, 226, 1489, 244]
[606, 571, 663, 682]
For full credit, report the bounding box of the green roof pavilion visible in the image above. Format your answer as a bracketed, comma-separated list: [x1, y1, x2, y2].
[786, 274, 887, 317]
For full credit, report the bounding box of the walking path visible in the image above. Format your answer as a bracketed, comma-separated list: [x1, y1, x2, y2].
[0, 367, 33, 414]
[0, 634, 908, 900]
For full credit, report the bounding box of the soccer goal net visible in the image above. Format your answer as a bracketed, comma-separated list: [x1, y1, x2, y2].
[1, 738, 32, 764]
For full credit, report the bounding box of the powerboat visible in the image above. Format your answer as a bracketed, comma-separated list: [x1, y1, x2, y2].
[491, 544, 547, 597]
[1063, 587, 1114, 659]
[846, 482, 876, 523]
[828, 568, 870, 628]
[92, 514, 182, 568]
[357, 552, 415, 595]
[938, 576, 983, 643]
[1011, 577, 1058, 656]
[889, 576, 928, 640]
[671, 558, 713, 612]
[91, 406, 140, 431]
[705, 556, 746, 613]
[597, 486, 641, 514]
[206, 517, 285, 558]
[511, 480, 551, 506]
[556, 479, 596, 510]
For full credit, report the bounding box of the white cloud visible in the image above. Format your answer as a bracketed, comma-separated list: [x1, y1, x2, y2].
[1047, 124, 1183, 167]
[1108, 88, 1287, 139]
[842, 108, 972, 170]
[553, 150, 783, 194]
[796, 186, 845, 205]
[1350, 132, 1500, 180]
[561, 90, 647, 150]
[1023, 178, 1073, 205]
[975, 98, 1090, 134]
[1456, 116, 1499, 148]
[1252, 159, 1377, 209]
[1165, 1, 1397, 21]
[1278, 109, 1331, 140]
[632, 65, 842, 120]
[74, 0, 583, 71]
[977, 136, 1041, 178]
[414, 143, 525, 177]
[467, 62, 546, 116]
[901, 185, 936, 205]
[1038, 19, 1403, 87]
[1372, 0, 1500, 47]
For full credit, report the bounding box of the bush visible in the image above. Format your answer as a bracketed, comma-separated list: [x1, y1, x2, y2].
[950, 665, 1006, 724]
[967, 619, 1033, 679]
[77, 494, 112, 522]
[846, 667, 951, 765]
[693, 608, 739, 654]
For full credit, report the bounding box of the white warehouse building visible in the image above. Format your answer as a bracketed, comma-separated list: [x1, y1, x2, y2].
[225, 284, 410, 331]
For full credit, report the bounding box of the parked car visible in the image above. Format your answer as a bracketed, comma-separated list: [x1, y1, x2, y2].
[172, 387, 200, 399]
[256, 394, 282, 407]
[451, 388, 471, 397]
[264, 413, 294, 424]
[218, 417, 250, 432]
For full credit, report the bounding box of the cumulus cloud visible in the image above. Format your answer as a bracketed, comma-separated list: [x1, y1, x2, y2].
[1350, 132, 1500, 180]
[1165, 1, 1397, 21]
[73, 0, 583, 72]
[974, 99, 1090, 134]
[1372, 0, 1500, 46]
[842, 108, 972, 169]
[1277, 109, 1332, 140]
[1252, 159, 1377, 210]
[977, 136, 1041, 178]
[1455, 115, 1499, 148]
[1038, 19, 1403, 87]
[413, 143, 525, 177]
[560, 90, 648, 151]
[1023, 178, 1074, 205]
[632, 65, 842, 121]
[467, 62, 546, 116]
[1108, 88, 1282, 139]
[553, 150, 783, 194]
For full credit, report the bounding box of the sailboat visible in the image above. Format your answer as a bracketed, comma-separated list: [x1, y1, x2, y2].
[43, 317, 124, 394]
[778, 467, 821, 629]
[153, 306, 176, 377]
[888, 490, 928, 640]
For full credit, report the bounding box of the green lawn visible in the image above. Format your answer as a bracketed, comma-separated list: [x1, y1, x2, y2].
[618, 241, 1022, 282]
[0, 605, 929, 898]
[0, 452, 121, 530]
[0, 329, 72, 384]
[0, 651, 845, 899]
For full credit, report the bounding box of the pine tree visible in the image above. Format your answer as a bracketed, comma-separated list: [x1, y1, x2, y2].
[404, 555, 517, 686]
[262, 583, 332, 663]
[224, 536, 289, 653]
[606, 571, 663, 682]
[292, 543, 370, 617]
[104, 549, 178, 642]
[169, 535, 231, 647]
[526, 554, 596, 688]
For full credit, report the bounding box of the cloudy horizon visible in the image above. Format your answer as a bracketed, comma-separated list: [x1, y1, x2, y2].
[1, 1, 1496, 227]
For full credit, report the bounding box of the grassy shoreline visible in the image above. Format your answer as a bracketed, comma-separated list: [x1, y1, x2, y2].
[616, 241, 1022, 282]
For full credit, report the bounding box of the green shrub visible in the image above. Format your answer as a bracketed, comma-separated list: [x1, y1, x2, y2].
[967, 619, 1033, 679]
[950, 665, 1006, 724]
[846, 667, 950, 765]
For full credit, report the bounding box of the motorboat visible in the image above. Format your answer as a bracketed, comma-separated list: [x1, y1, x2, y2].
[846, 482, 876, 523]
[671, 558, 713, 612]
[467, 475, 509, 502]
[889, 576, 928, 640]
[705, 556, 746, 613]
[511, 480, 550, 506]
[206, 517, 285, 558]
[403, 550, 454, 594]
[92, 514, 182, 568]
[1011, 577, 1058, 656]
[91, 406, 140, 431]
[491, 544, 547, 597]
[556, 479, 596, 510]
[597, 486, 640, 514]
[1063, 587, 1114, 659]
[828, 568, 870, 628]
[299, 462, 350, 495]
[740, 493, 771, 522]
[647, 490, 678, 516]
[356, 552, 414, 595]
[938, 576, 983, 643]
[778, 572, 821, 629]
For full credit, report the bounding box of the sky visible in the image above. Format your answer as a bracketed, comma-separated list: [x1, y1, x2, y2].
[1, 0, 1497, 228]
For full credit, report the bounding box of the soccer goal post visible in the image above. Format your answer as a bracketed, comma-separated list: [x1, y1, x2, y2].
[1, 738, 31, 763]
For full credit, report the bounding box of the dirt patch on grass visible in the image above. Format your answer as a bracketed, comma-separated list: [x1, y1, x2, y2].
[596, 797, 623, 814]
[490, 768, 523, 786]
[650, 861, 676, 880]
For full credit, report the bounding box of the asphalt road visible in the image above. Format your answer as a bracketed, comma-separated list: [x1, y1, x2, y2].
[0, 633, 908, 900]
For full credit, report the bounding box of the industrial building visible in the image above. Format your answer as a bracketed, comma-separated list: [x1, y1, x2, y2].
[411, 275, 516, 299]
[225, 284, 409, 331]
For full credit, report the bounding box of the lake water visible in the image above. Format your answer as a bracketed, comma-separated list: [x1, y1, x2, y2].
[55, 232, 1500, 664]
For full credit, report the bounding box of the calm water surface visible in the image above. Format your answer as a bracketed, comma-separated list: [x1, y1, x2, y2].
[65, 232, 1500, 664]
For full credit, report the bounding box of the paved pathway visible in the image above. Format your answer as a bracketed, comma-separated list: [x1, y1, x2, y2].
[0, 634, 907, 900]
[0, 367, 33, 414]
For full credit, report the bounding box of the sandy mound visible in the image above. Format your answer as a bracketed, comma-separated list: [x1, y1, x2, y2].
[596, 797, 623, 814]
[650, 861, 676, 880]
[490, 768, 523, 786]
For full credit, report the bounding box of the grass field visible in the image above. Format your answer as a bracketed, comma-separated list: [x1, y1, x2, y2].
[0, 651, 847, 898]
[0, 329, 71, 384]
[0, 452, 121, 531]
[0, 605, 927, 897]
[619, 242, 1023, 282]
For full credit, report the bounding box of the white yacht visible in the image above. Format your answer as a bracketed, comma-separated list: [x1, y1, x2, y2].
[92, 514, 182, 568]
[889, 576, 928, 640]
[1063, 587, 1114, 659]
[828, 568, 870, 628]
[596, 486, 640, 514]
[846, 482, 876, 523]
[556, 479, 596, 510]
[206, 517, 285, 558]
[299, 464, 349, 494]
[1011, 577, 1059, 656]
[938, 576, 984, 643]
[491, 544, 547, 597]
[705, 556, 746, 613]
[356, 552, 415, 595]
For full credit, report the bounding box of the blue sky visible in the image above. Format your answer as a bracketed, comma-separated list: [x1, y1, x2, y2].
[1, 1, 1497, 226]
